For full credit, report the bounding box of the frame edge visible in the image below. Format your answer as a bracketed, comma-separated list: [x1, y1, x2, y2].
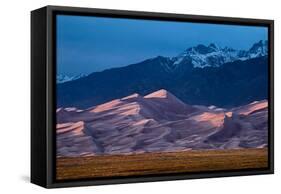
[37, 5, 274, 188]
[31, 6, 48, 188]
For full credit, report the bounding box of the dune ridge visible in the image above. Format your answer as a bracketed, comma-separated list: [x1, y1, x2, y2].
[57, 89, 268, 157]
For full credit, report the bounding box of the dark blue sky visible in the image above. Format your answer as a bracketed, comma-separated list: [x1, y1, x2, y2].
[57, 15, 268, 76]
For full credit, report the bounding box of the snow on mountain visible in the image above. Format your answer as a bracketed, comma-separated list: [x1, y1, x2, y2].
[56, 41, 267, 84]
[171, 40, 268, 69]
[57, 73, 88, 83]
[247, 40, 268, 58]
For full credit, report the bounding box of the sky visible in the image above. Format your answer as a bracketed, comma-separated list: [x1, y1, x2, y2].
[57, 15, 268, 76]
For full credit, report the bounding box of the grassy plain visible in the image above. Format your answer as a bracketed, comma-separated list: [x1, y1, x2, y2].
[56, 148, 268, 180]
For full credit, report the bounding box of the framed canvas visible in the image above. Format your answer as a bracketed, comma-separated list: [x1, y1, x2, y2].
[31, 5, 274, 188]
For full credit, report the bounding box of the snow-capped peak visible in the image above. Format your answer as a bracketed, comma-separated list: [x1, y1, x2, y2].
[248, 40, 268, 58]
[208, 43, 219, 50]
[57, 73, 88, 84]
[173, 43, 237, 68]
[172, 40, 268, 69]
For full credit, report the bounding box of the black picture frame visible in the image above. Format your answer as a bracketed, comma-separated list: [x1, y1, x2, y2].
[31, 5, 274, 188]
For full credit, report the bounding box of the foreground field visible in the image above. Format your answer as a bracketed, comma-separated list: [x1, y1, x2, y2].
[56, 148, 268, 180]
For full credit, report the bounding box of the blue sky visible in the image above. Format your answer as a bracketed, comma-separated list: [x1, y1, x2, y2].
[57, 15, 268, 76]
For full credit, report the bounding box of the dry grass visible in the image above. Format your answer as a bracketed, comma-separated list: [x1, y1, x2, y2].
[56, 148, 268, 180]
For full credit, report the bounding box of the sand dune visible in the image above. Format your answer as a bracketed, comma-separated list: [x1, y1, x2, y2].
[56, 89, 268, 157]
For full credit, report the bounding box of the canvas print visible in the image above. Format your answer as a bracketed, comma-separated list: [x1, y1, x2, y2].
[56, 15, 269, 180]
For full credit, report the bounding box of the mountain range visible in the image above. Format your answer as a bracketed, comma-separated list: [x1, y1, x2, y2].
[57, 40, 268, 109]
[57, 73, 88, 83]
[170, 40, 267, 69]
[57, 89, 268, 157]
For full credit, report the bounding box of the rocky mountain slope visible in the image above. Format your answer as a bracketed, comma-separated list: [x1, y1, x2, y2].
[57, 55, 268, 108]
[57, 40, 268, 109]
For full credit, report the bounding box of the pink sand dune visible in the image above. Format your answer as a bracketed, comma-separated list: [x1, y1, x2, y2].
[56, 89, 268, 157]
